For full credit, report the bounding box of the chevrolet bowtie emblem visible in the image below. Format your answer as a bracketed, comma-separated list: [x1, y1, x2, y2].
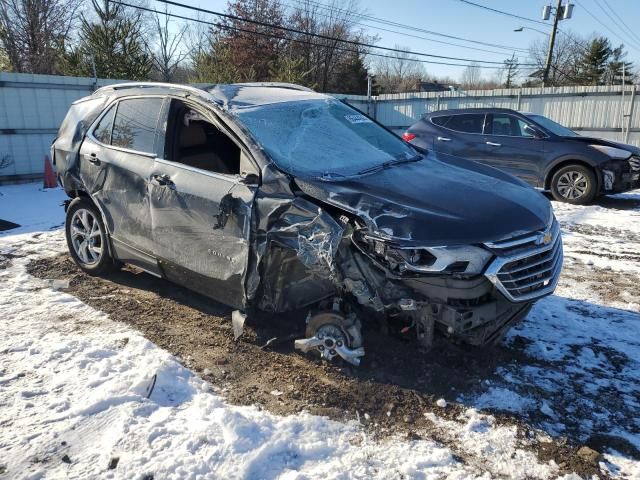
[537, 232, 552, 245]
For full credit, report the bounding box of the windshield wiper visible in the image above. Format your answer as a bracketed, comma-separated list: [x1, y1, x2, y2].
[319, 171, 351, 180]
[356, 154, 423, 176]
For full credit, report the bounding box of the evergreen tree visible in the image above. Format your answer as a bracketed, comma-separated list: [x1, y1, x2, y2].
[62, 0, 151, 80]
[190, 36, 245, 84]
[604, 44, 634, 85]
[579, 37, 611, 85]
[329, 52, 368, 94]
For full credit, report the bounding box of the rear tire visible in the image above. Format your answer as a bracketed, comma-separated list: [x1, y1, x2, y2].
[550, 164, 597, 205]
[65, 197, 119, 276]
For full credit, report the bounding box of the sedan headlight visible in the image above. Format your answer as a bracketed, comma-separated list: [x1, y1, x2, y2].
[589, 144, 632, 160]
[353, 231, 492, 276]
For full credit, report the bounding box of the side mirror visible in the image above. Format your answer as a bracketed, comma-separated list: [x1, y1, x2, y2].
[239, 172, 260, 185]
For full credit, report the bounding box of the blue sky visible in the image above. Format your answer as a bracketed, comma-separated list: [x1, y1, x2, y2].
[172, 0, 640, 80]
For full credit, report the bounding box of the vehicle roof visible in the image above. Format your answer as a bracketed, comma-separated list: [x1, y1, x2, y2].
[92, 82, 330, 110]
[424, 107, 520, 117]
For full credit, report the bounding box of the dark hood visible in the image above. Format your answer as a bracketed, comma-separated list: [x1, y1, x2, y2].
[562, 136, 640, 155]
[294, 153, 552, 246]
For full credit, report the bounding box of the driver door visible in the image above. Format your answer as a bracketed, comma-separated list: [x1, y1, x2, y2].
[149, 99, 258, 308]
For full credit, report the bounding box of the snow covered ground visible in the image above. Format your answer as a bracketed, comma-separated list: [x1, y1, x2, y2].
[1, 182, 639, 479]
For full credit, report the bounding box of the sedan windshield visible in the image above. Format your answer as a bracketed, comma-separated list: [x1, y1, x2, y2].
[526, 114, 579, 137]
[233, 99, 418, 178]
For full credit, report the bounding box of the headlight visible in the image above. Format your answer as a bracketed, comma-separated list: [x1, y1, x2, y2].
[353, 231, 492, 276]
[589, 144, 632, 160]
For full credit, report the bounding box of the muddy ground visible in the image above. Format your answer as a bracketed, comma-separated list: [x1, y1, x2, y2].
[24, 253, 620, 478]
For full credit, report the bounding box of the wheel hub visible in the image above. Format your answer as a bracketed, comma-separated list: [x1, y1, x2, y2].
[70, 208, 103, 265]
[294, 311, 365, 366]
[557, 171, 588, 200]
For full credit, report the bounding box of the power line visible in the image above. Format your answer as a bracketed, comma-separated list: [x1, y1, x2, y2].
[600, 0, 640, 47]
[151, 0, 537, 65]
[455, 0, 551, 26]
[283, 0, 517, 57]
[286, 0, 531, 54]
[593, 0, 640, 51]
[579, 0, 640, 54]
[111, 0, 535, 71]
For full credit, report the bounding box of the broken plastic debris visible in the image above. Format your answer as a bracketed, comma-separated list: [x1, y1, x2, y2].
[270, 390, 284, 396]
[231, 310, 246, 341]
[436, 398, 447, 408]
[47, 279, 70, 290]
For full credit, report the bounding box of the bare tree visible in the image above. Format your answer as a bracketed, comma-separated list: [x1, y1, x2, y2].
[528, 30, 586, 86]
[287, 0, 375, 92]
[460, 62, 482, 89]
[0, 0, 79, 74]
[373, 47, 426, 93]
[147, 5, 188, 82]
[502, 53, 519, 88]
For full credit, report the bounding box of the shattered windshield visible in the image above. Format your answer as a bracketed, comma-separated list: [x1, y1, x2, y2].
[233, 99, 418, 178]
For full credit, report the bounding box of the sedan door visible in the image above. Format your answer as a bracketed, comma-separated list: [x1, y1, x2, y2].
[148, 99, 257, 309]
[480, 113, 545, 187]
[430, 113, 487, 163]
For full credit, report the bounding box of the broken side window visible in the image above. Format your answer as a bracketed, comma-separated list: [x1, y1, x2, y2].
[164, 100, 241, 175]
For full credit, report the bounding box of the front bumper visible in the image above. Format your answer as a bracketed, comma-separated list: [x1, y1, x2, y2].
[602, 156, 640, 193]
[484, 218, 563, 303]
[344, 220, 563, 346]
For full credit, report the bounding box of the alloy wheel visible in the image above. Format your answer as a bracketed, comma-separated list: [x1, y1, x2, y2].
[556, 171, 588, 200]
[69, 208, 103, 265]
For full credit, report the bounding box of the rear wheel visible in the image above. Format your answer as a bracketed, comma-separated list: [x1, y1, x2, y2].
[65, 197, 119, 276]
[550, 164, 597, 205]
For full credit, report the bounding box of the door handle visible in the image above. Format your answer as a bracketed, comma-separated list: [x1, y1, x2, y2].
[486, 141, 502, 147]
[150, 173, 175, 189]
[84, 152, 100, 164]
[437, 136, 451, 142]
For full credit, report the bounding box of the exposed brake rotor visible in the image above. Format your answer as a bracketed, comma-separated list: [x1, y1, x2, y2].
[294, 311, 365, 366]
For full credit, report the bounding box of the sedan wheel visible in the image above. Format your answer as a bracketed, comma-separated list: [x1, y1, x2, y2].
[556, 171, 588, 200]
[550, 165, 597, 205]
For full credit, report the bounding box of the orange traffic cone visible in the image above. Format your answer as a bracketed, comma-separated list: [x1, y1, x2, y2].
[43, 155, 57, 189]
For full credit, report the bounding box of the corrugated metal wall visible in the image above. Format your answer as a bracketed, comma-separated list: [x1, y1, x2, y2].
[1, 73, 638, 182]
[0, 73, 123, 182]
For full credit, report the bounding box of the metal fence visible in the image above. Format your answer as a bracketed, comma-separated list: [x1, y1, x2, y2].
[333, 85, 640, 143]
[0, 72, 638, 182]
[0, 73, 123, 182]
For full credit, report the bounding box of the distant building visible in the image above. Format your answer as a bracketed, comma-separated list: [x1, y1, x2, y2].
[418, 81, 457, 92]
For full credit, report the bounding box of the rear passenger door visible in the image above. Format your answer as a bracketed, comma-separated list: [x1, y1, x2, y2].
[82, 96, 165, 270]
[430, 113, 487, 163]
[148, 99, 258, 309]
[481, 113, 544, 186]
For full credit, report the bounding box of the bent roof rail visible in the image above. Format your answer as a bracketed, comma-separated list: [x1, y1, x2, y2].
[94, 82, 209, 96]
[231, 82, 315, 92]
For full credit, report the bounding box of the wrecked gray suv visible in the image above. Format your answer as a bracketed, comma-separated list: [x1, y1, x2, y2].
[52, 82, 563, 365]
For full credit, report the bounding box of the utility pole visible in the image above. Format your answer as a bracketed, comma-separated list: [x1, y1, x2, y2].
[542, 1, 573, 87]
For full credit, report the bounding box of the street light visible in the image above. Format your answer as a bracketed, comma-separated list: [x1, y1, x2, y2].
[514, 26, 549, 36]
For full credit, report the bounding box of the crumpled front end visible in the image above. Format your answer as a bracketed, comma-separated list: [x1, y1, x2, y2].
[336, 216, 562, 347]
[600, 156, 640, 193]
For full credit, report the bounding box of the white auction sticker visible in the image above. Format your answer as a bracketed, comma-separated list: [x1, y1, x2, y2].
[344, 114, 372, 124]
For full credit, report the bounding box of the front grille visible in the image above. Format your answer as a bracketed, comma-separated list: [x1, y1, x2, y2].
[629, 156, 640, 172]
[484, 219, 563, 302]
